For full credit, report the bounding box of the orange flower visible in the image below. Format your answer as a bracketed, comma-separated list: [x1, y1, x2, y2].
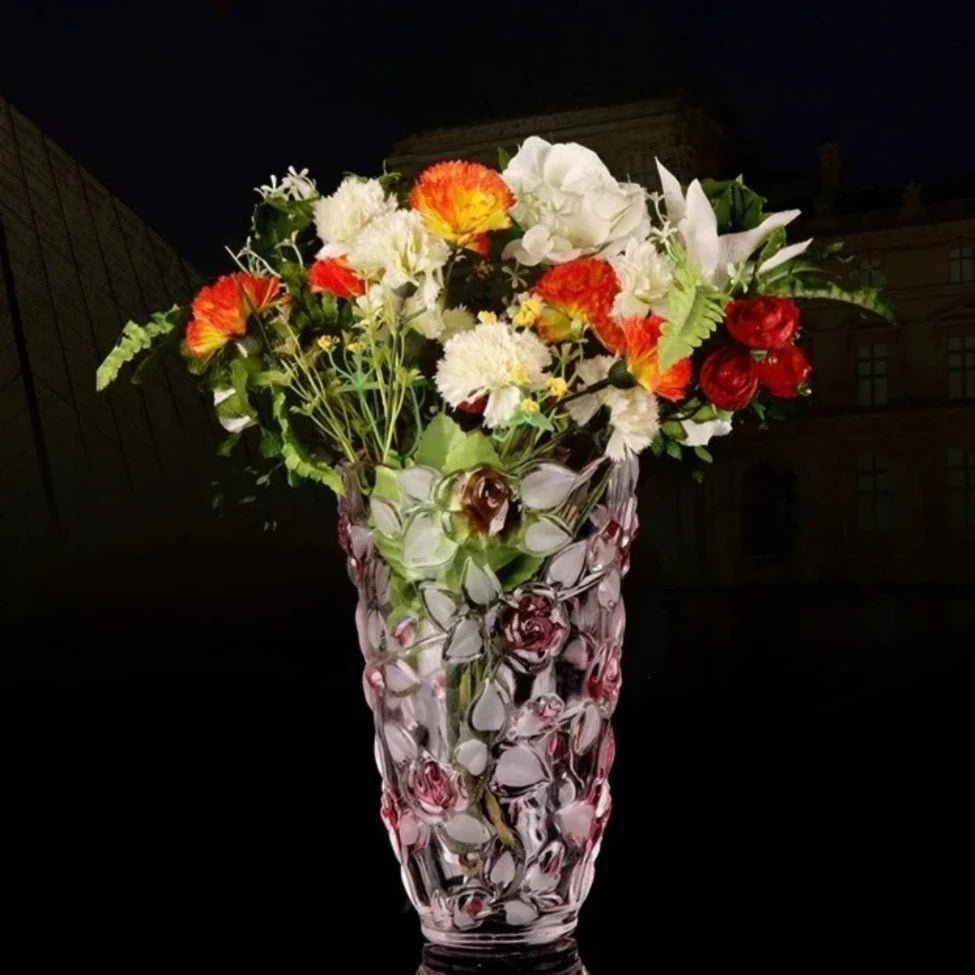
[410, 161, 514, 255]
[307, 257, 366, 299]
[533, 258, 621, 350]
[185, 273, 280, 357]
[620, 315, 692, 402]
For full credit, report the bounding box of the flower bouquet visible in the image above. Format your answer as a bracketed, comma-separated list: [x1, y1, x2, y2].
[98, 137, 891, 946]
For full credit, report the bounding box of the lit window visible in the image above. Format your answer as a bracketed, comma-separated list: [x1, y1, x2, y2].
[857, 453, 892, 531]
[947, 335, 975, 399]
[949, 245, 974, 283]
[947, 448, 975, 529]
[857, 342, 888, 406]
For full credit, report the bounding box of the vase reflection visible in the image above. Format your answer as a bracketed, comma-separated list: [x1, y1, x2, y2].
[418, 937, 587, 974]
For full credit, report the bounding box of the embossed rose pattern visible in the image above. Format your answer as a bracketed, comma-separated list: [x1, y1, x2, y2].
[340, 458, 638, 946]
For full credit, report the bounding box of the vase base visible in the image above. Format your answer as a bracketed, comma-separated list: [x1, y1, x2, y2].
[421, 913, 577, 950]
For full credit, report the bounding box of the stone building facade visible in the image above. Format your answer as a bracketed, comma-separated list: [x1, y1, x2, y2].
[0, 94, 218, 572]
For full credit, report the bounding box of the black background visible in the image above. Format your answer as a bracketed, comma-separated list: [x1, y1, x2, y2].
[3, 1, 972, 966]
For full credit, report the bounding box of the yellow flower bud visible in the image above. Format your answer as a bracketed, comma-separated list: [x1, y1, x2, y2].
[346, 340, 364, 354]
[477, 310, 498, 324]
[317, 335, 337, 352]
[520, 398, 540, 414]
[508, 363, 529, 385]
[545, 376, 568, 399]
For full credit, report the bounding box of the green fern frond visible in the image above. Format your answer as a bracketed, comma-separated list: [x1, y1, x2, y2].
[271, 388, 343, 495]
[96, 305, 188, 391]
[657, 247, 729, 372]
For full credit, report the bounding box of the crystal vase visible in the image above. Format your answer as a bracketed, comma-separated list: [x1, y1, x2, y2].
[338, 456, 638, 948]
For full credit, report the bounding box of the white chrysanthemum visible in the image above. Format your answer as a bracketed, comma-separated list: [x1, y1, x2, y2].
[356, 282, 402, 322]
[501, 137, 650, 266]
[436, 322, 552, 428]
[566, 356, 659, 460]
[347, 210, 449, 289]
[610, 238, 674, 319]
[315, 176, 397, 258]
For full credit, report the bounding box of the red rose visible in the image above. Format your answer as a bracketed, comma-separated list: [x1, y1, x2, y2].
[724, 297, 799, 350]
[756, 344, 812, 398]
[699, 346, 760, 410]
[406, 759, 461, 815]
[499, 590, 568, 669]
[455, 467, 513, 536]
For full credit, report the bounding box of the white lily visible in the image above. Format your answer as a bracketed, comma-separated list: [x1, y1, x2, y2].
[655, 160, 812, 287]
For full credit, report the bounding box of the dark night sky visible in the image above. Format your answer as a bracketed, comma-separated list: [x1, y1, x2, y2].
[3, 0, 973, 274]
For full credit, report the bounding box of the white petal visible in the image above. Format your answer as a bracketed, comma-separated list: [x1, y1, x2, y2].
[422, 587, 458, 630]
[680, 179, 720, 279]
[495, 745, 546, 789]
[504, 900, 539, 925]
[383, 722, 418, 764]
[444, 813, 491, 846]
[383, 660, 419, 694]
[490, 851, 517, 887]
[520, 464, 578, 510]
[402, 512, 457, 569]
[446, 617, 483, 661]
[464, 559, 502, 605]
[545, 540, 588, 588]
[471, 682, 506, 732]
[370, 498, 401, 537]
[455, 739, 488, 776]
[557, 800, 595, 848]
[398, 466, 438, 502]
[757, 238, 813, 275]
[571, 703, 602, 755]
[719, 209, 802, 267]
[523, 518, 573, 556]
[680, 417, 733, 447]
[655, 158, 686, 223]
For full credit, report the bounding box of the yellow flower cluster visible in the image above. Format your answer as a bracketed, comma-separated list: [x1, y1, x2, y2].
[520, 398, 540, 414]
[545, 376, 568, 399]
[477, 310, 498, 324]
[512, 296, 543, 327]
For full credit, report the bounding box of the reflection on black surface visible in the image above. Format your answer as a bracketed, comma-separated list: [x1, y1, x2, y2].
[419, 938, 585, 974]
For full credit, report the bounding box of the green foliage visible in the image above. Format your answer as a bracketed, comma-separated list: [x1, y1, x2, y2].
[657, 246, 729, 372]
[756, 245, 895, 321]
[96, 305, 188, 390]
[497, 146, 511, 170]
[250, 197, 316, 264]
[271, 388, 343, 494]
[693, 445, 713, 464]
[660, 420, 687, 441]
[414, 413, 502, 473]
[699, 176, 767, 233]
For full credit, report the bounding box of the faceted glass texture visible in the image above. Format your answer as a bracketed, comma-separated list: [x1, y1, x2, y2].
[338, 457, 638, 947]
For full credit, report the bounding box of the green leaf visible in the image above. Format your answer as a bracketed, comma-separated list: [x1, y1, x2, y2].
[259, 427, 282, 459]
[217, 433, 240, 457]
[96, 305, 189, 390]
[650, 433, 665, 458]
[693, 445, 713, 464]
[657, 245, 729, 372]
[756, 247, 895, 321]
[665, 441, 682, 460]
[372, 466, 403, 504]
[751, 399, 767, 421]
[691, 469, 705, 484]
[414, 413, 501, 473]
[271, 388, 343, 494]
[699, 177, 767, 233]
[691, 403, 718, 422]
[497, 146, 511, 170]
[516, 407, 555, 432]
[660, 420, 687, 441]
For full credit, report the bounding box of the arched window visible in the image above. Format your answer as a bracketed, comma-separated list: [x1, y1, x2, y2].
[740, 463, 798, 566]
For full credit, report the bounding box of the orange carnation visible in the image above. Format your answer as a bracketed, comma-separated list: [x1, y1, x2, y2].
[410, 161, 514, 255]
[185, 273, 280, 357]
[533, 258, 622, 350]
[620, 315, 692, 402]
[307, 257, 366, 299]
